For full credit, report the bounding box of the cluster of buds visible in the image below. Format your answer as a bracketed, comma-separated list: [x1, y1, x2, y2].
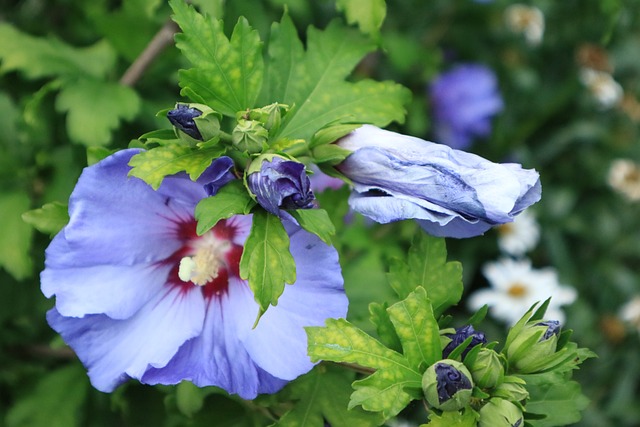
[421, 317, 567, 426]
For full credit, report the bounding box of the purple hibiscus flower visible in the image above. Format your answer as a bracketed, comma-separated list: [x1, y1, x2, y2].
[41, 149, 347, 399]
[430, 64, 504, 149]
[335, 125, 541, 238]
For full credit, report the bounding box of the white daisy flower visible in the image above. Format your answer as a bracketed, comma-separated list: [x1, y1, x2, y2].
[579, 68, 623, 109]
[468, 258, 577, 325]
[496, 209, 540, 256]
[620, 296, 640, 334]
[608, 159, 640, 201]
[505, 4, 545, 46]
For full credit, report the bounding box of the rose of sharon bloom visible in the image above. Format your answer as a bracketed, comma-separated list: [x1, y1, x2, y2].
[430, 64, 504, 149]
[335, 125, 541, 238]
[468, 258, 576, 325]
[41, 149, 347, 398]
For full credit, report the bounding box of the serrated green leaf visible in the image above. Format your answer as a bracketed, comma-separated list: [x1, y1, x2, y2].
[386, 286, 440, 370]
[368, 302, 402, 353]
[387, 233, 463, 317]
[239, 209, 296, 319]
[22, 201, 69, 237]
[170, 0, 264, 116]
[335, 0, 386, 37]
[425, 407, 479, 427]
[289, 209, 335, 245]
[128, 144, 226, 189]
[520, 373, 590, 427]
[0, 23, 116, 79]
[0, 192, 33, 280]
[274, 364, 383, 427]
[349, 369, 422, 420]
[262, 15, 410, 143]
[55, 78, 140, 146]
[195, 180, 256, 235]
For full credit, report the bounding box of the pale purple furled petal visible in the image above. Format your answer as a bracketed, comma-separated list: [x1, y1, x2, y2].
[430, 64, 504, 149]
[41, 149, 347, 397]
[199, 156, 236, 196]
[336, 125, 541, 238]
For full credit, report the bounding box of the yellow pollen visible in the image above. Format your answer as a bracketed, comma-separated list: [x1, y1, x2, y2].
[507, 282, 528, 298]
[178, 232, 231, 286]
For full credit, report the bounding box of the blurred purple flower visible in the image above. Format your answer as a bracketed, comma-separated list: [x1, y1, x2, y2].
[247, 156, 315, 217]
[309, 164, 345, 193]
[430, 64, 504, 149]
[41, 149, 347, 398]
[336, 125, 541, 238]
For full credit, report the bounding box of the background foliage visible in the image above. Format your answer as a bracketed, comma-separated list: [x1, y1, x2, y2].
[1, 0, 639, 425]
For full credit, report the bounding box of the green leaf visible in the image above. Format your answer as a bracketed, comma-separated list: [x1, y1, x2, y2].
[274, 364, 383, 427]
[386, 287, 440, 370]
[55, 78, 140, 146]
[0, 192, 33, 280]
[425, 407, 479, 427]
[170, 0, 264, 116]
[128, 144, 226, 189]
[262, 15, 410, 143]
[195, 180, 256, 235]
[368, 302, 402, 353]
[6, 364, 88, 427]
[289, 209, 335, 245]
[387, 233, 463, 317]
[22, 202, 69, 237]
[239, 209, 296, 320]
[335, 0, 387, 37]
[520, 373, 590, 427]
[306, 318, 422, 420]
[0, 23, 116, 79]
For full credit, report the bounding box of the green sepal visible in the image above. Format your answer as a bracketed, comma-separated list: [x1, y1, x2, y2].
[309, 123, 361, 148]
[194, 180, 256, 235]
[312, 143, 353, 166]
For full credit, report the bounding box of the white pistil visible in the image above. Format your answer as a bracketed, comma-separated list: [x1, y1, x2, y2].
[178, 232, 231, 286]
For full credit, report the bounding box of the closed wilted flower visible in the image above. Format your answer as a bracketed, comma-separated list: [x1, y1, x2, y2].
[335, 125, 541, 238]
[506, 320, 561, 373]
[479, 398, 524, 427]
[246, 155, 315, 217]
[468, 348, 505, 389]
[505, 4, 545, 46]
[430, 64, 504, 149]
[41, 149, 347, 398]
[608, 159, 640, 201]
[442, 325, 487, 359]
[422, 359, 473, 411]
[468, 258, 576, 324]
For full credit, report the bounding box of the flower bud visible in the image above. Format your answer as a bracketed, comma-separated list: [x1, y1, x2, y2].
[442, 325, 487, 359]
[167, 103, 220, 141]
[492, 377, 529, 402]
[478, 398, 524, 427]
[506, 320, 561, 373]
[232, 119, 269, 153]
[247, 103, 289, 133]
[422, 359, 473, 411]
[246, 155, 315, 217]
[468, 348, 504, 389]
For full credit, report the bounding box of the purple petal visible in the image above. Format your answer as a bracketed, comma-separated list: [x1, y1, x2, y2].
[47, 286, 205, 392]
[198, 156, 236, 196]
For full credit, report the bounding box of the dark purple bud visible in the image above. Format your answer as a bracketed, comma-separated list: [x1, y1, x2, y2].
[197, 156, 236, 196]
[247, 156, 315, 216]
[435, 362, 473, 404]
[443, 325, 487, 359]
[535, 320, 561, 341]
[167, 104, 203, 140]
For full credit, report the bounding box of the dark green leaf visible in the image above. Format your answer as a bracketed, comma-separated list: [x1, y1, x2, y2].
[289, 209, 335, 245]
[22, 201, 69, 237]
[0, 192, 33, 280]
[195, 180, 256, 235]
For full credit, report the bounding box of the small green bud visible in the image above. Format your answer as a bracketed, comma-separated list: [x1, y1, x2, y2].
[232, 119, 269, 154]
[506, 320, 561, 373]
[478, 398, 524, 427]
[423, 359, 474, 411]
[468, 348, 505, 389]
[247, 103, 289, 133]
[492, 377, 529, 402]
